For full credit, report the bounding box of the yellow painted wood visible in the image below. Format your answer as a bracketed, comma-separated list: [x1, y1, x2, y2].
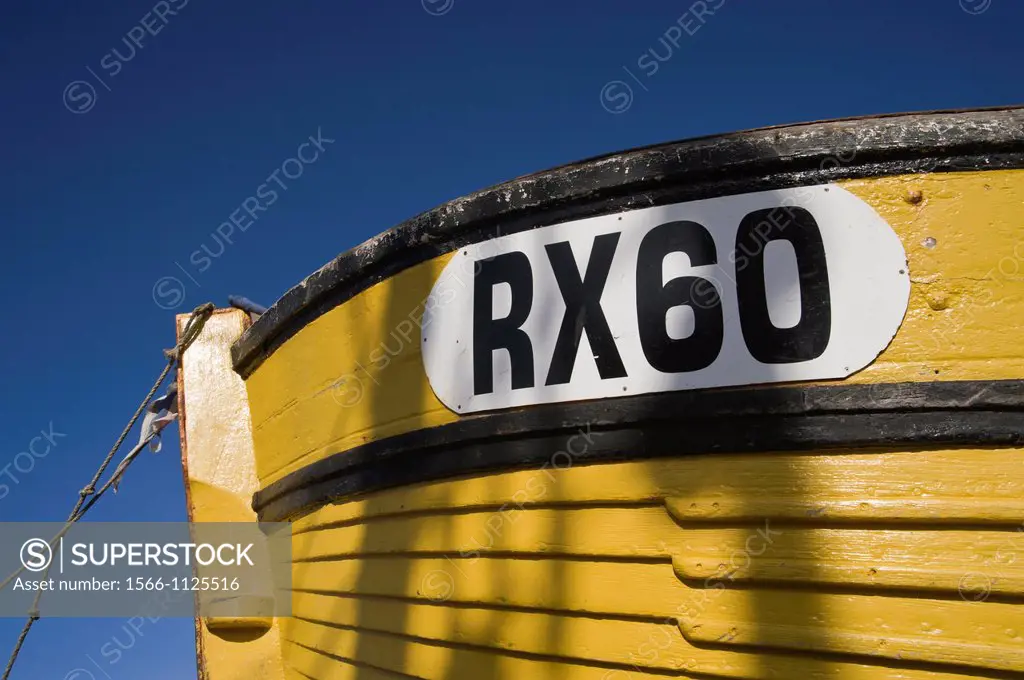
[246, 257, 457, 485]
[291, 557, 673, 613]
[289, 504, 1024, 596]
[244, 169, 1024, 487]
[291, 506, 673, 560]
[224, 167, 1024, 679]
[292, 554, 1023, 671]
[284, 639, 417, 679]
[672, 527, 1024, 595]
[287, 591, 990, 680]
[841, 171, 1024, 380]
[284, 619, 625, 680]
[281, 447, 1024, 676]
[676, 586, 1023, 672]
[289, 592, 689, 673]
[292, 448, 1024, 533]
[177, 309, 286, 680]
[668, 495, 1024, 524]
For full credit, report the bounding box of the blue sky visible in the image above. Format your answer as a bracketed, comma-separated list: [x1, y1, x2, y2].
[0, 0, 1020, 677]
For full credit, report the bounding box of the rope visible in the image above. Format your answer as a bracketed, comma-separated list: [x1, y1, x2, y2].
[1, 302, 214, 680]
[0, 627, 31, 680]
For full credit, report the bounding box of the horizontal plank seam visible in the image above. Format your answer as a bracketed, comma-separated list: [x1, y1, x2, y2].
[288, 616, 687, 677]
[285, 638, 423, 679]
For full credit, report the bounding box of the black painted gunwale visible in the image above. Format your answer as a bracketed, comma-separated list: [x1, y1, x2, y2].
[231, 106, 1024, 378]
[252, 379, 1024, 522]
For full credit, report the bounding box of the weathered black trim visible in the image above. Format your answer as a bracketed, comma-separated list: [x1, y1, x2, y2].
[252, 379, 1024, 522]
[232, 107, 1024, 377]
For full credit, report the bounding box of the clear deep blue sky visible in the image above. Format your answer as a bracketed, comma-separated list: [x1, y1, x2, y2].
[0, 0, 1020, 677]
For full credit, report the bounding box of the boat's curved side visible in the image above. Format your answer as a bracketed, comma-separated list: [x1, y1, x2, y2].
[224, 109, 1024, 680]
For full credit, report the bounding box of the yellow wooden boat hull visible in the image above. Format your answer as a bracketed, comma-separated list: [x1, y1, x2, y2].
[178, 108, 1024, 679]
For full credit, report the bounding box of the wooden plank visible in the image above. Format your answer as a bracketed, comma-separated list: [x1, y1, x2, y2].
[292, 506, 673, 560]
[288, 591, 990, 680]
[291, 448, 1024, 532]
[177, 309, 286, 680]
[292, 555, 1024, 672]
[283, 639, 419, 680]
